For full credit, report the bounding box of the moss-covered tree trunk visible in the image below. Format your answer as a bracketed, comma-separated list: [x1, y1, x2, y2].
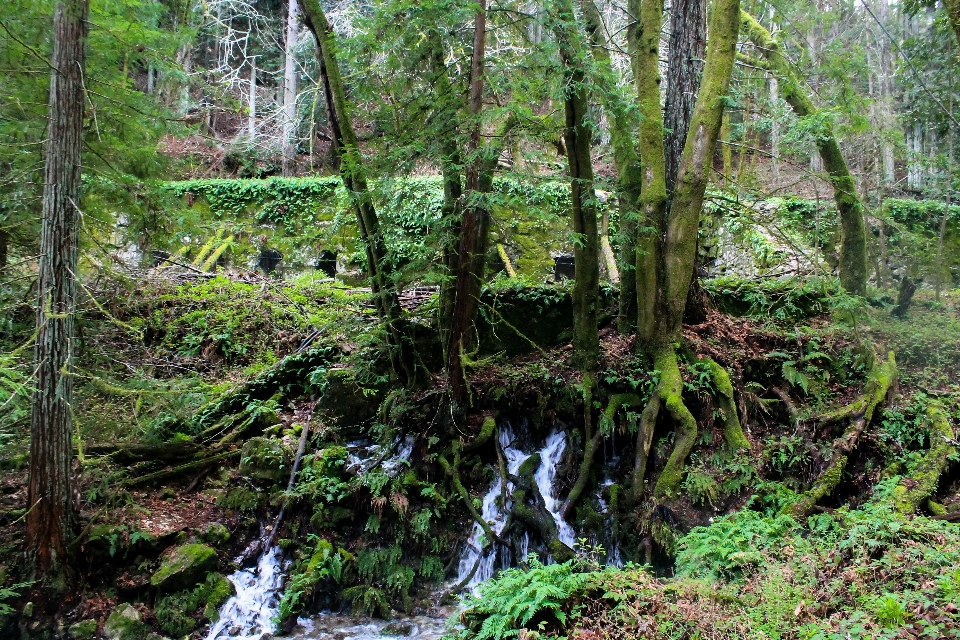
[301, 0, 410, 380]
[944, 0, 960, 48]
[664, 0, 706, 194]
[28, 0, 88, 588]
[579, 0, 642, 333]
[740, 11, 867, 296]
[631, 0, 668, 350]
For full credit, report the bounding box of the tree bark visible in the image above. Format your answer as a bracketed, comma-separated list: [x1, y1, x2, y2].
[447, 2, 489, 408]
[27, 0, 89, 589]
[664, 0, 706, 195]
[300, 0, 410, 380]
[632, 0, 667, 350]
[740, 11, 868, 296]
[944, 0, 960, 48]
[282, 0, 299, 176]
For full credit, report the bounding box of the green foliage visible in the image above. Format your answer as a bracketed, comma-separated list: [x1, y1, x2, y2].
[454, 556, 594, 640]
[0, 582, 30, 616]
[277, 537, 349, 622]
[704, 276, 839, 323]
[763, 435, 812, 476]
[155, 572, 234, 637]
[681, 466, 720, 507]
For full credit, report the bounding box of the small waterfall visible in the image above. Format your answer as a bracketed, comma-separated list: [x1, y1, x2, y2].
[534, 431, 576, 548]
[205, 546, 285, 640]
[456, 426, 527, 585]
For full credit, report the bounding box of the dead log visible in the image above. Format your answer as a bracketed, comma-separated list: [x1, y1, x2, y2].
[893, 404, 955, 515]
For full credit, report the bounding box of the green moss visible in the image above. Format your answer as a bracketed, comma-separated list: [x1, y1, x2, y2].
[653, 346, 699, 499]
[704, 358, 750, 451]
[104, 604, 147, 640]
[150, 543, 218, 592]
[67, 620, 98, 640]
[239, 436, 294, 483]
[893, 405, 954, 515]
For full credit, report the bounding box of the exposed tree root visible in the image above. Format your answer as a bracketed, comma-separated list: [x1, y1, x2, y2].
[462, 416, 496, 453]
[561, 394, 640, 520]
[786, 351, 897, 518]
[704, 358, 749, 451]
[893, 404, 955, 515]
[631, 393, 661, 505]
[653, 347, 699, 499]
[439, 453, 502, 548]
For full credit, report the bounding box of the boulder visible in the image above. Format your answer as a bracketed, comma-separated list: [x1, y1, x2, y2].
[67, 619, 98, 640]
[150, 543, 218, 592]
[197, 522, 230, 546]
[238, 437, 293, 483]
[104, 604, 147, 640]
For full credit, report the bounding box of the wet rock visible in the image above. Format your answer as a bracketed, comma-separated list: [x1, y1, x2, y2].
[229, 626, 241, 636]
[198, 522, 230, 546]
[150, 543, 218, 592]
[21, 602, 33, 617]
[104, 604, 147, 640]
[67, 619, 98, 639]
[381, 621, 415, 636]
[239, 437, 293, 483]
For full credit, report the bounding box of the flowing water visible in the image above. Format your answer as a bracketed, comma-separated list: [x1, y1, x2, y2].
[455, 425, 527, 585]
[535, 431, 576, 548]
[288, 609, 453, 640]
[209, 423, 586, 638]
[206, 546, 286, 640]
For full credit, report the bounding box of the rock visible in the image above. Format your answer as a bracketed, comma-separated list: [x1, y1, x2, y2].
[150, 543, 218, 592]
[104, 604, 147, 640]
[197, 522, 230, 546]
[381, 621, 415, 636]
[67, 619, 98, 639]
[238, 437, 293, 483]
[21, 602, 33, 618]
[229, 626, 241, 636]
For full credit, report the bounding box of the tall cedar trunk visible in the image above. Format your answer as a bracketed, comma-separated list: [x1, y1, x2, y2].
[300, 0, 410, 380]
[27, 0, 89, 587]
[427, 32, 465, 363]
[664, 0, 706, 194]
[741, 11, 868, 296]
[282, 0, 299, 176]
[552, 0, 600, 373]
[579, 0, 642, 333]
[632, 0, 667, 349]
[447, 2, 488, 407]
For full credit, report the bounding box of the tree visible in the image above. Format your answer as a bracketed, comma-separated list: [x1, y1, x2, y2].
[26, 0, 89, 588]
[628, 0, 745, 500]
[282, 0, 299, 176]
[300, 0, 411, 381]
[740, 11, 869, 296]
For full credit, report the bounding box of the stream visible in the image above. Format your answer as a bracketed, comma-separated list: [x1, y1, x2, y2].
[207, 424, 600, 639]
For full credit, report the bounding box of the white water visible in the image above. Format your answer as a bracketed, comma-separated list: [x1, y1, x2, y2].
[535, 431, 576, 548]
[456, 426, 580, 586]
[205, 546, 285, 640]
[456, 426, 527, 584]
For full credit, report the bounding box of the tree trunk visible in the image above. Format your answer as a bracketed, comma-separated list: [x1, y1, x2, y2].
[551, 0, 600, 374]
[741, 11, 868, 296]
[301, 0, 410, 380]
[447, 2, 489, 408]
[944, 0, 960, 48]
[579, 0, 641, 333]
[282, 0, 299, 176]
[632, 0, 667, 350]
[27, 0, 89, 589]
[248, 57, 257, 139]
[664, 0, 706, 195]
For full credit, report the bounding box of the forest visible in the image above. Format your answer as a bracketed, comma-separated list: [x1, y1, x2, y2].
[3, 0, 960, 638]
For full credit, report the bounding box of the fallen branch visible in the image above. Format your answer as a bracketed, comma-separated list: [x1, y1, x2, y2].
[119, 449, 241, 487]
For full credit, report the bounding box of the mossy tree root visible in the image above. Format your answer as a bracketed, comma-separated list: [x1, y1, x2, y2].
[704, 358, 750, 451]
[439, 453, 503, 548]
[653, 346, 700, 500]
[787, 352, 897, 518]
[893, 404, 955, 515]
[561, 394, 641, 520]
[630, 393, 661, 505]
